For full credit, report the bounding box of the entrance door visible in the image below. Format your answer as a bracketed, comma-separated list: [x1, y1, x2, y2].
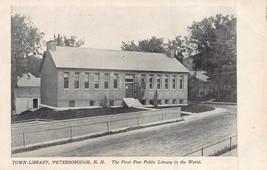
[33, 98, 38, 108]
[125, 74, 134, 98]
[125, 83, 134, 97]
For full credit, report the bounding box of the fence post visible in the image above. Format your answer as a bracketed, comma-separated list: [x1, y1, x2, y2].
[69, 126, 72, 139]
[137, 117, 139, 127]
[161, 114, 164, 122]
[22, 132, 25, 147]
[107, 122, 109, 132]
[201, 148, 204, 156]
[229, 137, 232, 152]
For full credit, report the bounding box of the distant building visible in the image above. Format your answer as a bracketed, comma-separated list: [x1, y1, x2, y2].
[190, 71, 213, 98]
[183, 56, 213, 100]
[15, 73, 40, 114]
[40, 40, 189, 109]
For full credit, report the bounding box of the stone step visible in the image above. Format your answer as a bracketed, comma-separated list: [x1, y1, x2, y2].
[123, 98, 143, 108]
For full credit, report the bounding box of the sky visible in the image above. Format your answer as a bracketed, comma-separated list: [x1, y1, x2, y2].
[12, 1, 235, 51]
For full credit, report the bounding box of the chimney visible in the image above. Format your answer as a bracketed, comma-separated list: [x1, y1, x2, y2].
[46, 40, 57, 51]
[170, 50, 175, 58]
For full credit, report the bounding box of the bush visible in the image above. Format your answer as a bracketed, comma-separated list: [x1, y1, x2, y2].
[99, 94, 109, 108]
[153, 90, 159, 107]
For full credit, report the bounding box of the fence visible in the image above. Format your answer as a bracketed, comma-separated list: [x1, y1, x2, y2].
[12, 108, 182, 148]
[183, 135, 237, 156]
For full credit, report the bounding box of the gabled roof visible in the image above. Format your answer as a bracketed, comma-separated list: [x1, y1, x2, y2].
[48, 46, 189, 73]
[17, 73, 40, 87]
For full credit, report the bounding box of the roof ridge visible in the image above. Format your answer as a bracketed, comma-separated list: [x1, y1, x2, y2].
[55, 46, 167, 55]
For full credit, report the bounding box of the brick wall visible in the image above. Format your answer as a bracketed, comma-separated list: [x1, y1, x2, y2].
[55, 69, 188, 107]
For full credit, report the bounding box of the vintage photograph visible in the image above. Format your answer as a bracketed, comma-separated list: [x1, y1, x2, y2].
[11, 3, 237, 157]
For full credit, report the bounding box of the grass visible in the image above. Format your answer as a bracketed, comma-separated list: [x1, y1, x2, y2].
[156, 104, 215, 113]
[12, 107, 145, 123]
[209, 145, 237, 156]
[181, 104, 215, 113]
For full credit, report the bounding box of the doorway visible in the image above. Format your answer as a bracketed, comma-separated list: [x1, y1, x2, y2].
[33, 98, 38, 108]
[125, 74, 134, 98]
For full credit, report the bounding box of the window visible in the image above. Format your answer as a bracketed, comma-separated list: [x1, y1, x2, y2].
[114, 74, 119, 90]
[90, 101, 95, 106]
[158, 100, 162, 105]
[64, 72, 69, 89]
[141, 74, 146, 89]
[180, 75, 184, 90]
[165, 99, 169, 104]
[149, 75, 153, 90]
[74, 73, 80, 89]
[69, 101, 75, 107]
[84, 73, 90, 89]
[179, 99, 183, 104]
[149, 100, 154, 105]
[165, 75, 169, 89]
[94, 73, 100, 90]
[172, 99, 176, 104]
[104, 73, 110, 90]
[125, 74, 134, 82]
[172, 75, 176, 89]
[157, 75, 161, 89]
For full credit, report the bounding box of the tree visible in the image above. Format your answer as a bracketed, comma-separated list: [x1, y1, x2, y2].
[187, 14, 236, 101]
[27, 55, 42, 77]
[121, 36, 166, 53]
[165, 36, 193, 63]
[99, 94, 109, 109]
[11, 14, 44, 112]
[135, 82, 145, 101]
[53, 34, 85, 47]
[121, 40, 139, 51]
[153, 90, 159, 107]
[121, 36, 190, 64]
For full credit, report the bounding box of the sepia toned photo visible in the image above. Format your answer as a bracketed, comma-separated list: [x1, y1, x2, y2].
[10, 4, 238, 158]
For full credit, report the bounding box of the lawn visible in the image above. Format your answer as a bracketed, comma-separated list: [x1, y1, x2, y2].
[12, 107, 146, 123]
[156, 104, 215, 113]
[181, 104, 215, 113]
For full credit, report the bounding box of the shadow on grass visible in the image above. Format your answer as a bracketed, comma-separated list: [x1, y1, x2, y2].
[12, 107, 146, 123]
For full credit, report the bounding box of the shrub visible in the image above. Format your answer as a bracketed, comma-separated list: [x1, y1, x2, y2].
[153, 90, 159, 107]
[99, 94, 109, 108]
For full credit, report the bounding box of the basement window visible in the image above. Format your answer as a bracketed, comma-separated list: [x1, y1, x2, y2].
[89, 101, 95, 106]
[69, 101, 75, 107]
[165, 99, 169, 104]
